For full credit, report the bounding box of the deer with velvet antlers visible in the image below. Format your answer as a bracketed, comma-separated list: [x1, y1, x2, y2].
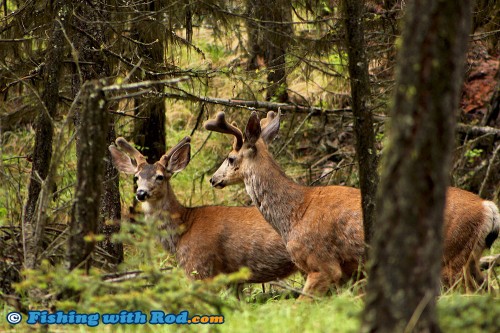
[109, 136, 296, 286]
[204, 110, 499, 297]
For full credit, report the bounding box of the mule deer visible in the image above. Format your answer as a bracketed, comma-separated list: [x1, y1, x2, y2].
[109, 136, 296, 286]
[204, 111, 499, 296]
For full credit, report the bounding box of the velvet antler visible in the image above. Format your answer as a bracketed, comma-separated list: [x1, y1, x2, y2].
[260, 111, 277, 130]
[204, 112, 244, 150]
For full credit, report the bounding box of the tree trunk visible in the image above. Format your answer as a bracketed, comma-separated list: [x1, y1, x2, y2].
[22, 0, 66, 270]
[246, 0, 293, 102]
[133, 100, 167, 163]
[131, 1, 167, 163]
[341, 0, 379, 246]
[361, 1, 472, 332]
[99, 120, 124, 265]
[68, 81, 109, 270]
[71, 0, 123, 264]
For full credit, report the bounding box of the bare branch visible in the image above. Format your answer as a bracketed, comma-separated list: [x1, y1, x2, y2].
[456, 124, 500, 137]
[479, 143, 500, 198]
[103, 77, 191, 92]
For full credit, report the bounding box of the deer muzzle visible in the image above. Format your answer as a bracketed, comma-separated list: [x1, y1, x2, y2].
[136, 189, 150, 201]
[209, 177, 225, 189]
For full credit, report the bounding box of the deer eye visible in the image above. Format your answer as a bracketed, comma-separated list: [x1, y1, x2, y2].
[133, 176, 138, 182]
[156, 175, 164, 181]
[227, 157, 236, 165]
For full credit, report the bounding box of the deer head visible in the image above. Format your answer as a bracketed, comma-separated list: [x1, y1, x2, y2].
[109, 136, 191, 202]
[204, 111, 280, 188]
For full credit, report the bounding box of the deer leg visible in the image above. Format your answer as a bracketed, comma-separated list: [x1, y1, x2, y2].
[440, 263, 455, 289]
[467, 257, 486, 291]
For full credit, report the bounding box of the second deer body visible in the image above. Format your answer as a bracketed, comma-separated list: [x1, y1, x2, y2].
[109, 136, 296, 284]
[205, 111, 499, 297]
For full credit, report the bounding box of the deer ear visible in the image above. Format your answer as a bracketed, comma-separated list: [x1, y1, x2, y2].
[244, 112, 261, 146]
[167, 143, 191, 173]
[109, 145, 136, 174]
[261, 110, 280, 144]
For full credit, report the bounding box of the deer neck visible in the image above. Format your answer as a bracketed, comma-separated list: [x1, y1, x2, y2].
[142, 181, 187, 253]
[243, 145, 305, 241]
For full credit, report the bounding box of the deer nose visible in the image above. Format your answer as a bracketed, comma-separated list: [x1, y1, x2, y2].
[136, 189, 148, 201]
[209, 177, 225, 188]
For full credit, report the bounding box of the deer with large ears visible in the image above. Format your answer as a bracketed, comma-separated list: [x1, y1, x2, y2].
[108, 136, 296, 285]
[204, 111, 499, 296]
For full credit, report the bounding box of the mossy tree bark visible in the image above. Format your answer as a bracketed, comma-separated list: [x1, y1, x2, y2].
[22, 0, 67, 270]
[68, 81, 109, 270]
[361, 1, 472, 332]
[71, 0, 123, 265]
[246, 0, 293, 102]
[341, 0, 379, 246]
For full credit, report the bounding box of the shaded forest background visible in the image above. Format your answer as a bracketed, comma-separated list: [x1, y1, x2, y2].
[0, 0, 499, 331]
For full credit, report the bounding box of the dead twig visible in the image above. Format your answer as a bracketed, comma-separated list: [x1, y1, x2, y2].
[479, 143, 500, 198]
[268, 281, 321, 301]
[102, 267, 173, 283]
[456, 124, 500, 137]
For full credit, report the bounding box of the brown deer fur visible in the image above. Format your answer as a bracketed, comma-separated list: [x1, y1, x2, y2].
[442, 188, 499, 288]
[109, 136, 296, 284]
[205, 111, 499, 296]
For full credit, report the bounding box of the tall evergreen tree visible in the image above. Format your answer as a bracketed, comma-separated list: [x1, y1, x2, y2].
[246, 0, 293, 102]
[131, 1, 167, 163]
[23, 0, 67, 270]
[341, 0, 379, 246]
[70, 0, 123, 265]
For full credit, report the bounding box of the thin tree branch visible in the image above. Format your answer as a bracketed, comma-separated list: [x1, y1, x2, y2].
[0, 37, 36, 42]
[456, 124, 500, 137]
[479, 143, 500, 198]
[102, 76, 191, 92]
[108, 110, 148, 119]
